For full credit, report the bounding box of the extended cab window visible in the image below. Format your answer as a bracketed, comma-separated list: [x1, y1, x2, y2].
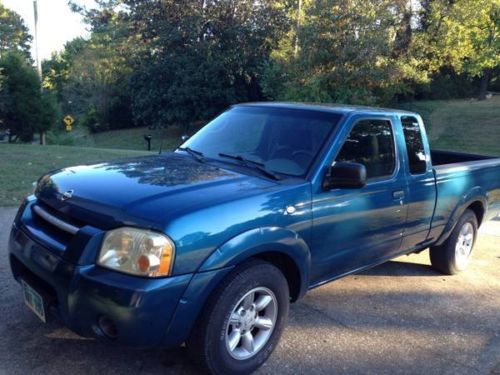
[336, 119, 395, 179]
[401, 116, 427, 174]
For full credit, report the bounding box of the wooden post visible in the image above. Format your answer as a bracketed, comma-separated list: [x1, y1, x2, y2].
[33, 0, 45, 145]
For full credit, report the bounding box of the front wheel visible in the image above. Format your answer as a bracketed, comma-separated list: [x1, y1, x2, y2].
[187, 259, 290, 375]
[429, 209, 478, 275]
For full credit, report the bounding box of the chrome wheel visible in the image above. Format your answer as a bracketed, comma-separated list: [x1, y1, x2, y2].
[455, 222, 474, 269]
[225, 287, 278, 360]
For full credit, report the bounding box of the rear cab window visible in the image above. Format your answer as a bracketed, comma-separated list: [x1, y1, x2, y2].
[401, 116, 427, 174]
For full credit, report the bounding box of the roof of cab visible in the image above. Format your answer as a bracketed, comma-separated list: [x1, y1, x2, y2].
[235, 102, 418, 116]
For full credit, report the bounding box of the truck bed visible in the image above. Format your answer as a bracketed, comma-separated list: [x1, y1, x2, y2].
[428, 149, 500, 244]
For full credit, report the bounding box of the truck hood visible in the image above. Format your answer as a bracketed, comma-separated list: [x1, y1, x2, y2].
[35, 153, 277, 230]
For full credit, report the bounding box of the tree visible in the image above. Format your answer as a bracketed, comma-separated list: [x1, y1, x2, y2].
[42, 37, 88, 102]
[0, 2, 32, 58]
[418, 0, 499, 99]
[261, 0, 427, 104]
[61, 32, 133, 132]
[45, 2, 137, 132]
[0, 52, 56, 141]
[80, 0, 290, 128]
[64, 0, 498, 123]
[42, 15, 135, 132]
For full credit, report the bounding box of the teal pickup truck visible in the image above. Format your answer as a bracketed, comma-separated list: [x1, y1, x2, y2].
[9, 103, 500, 374]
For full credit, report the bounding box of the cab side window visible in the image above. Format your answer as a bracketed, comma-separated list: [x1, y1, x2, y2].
[401, 116, 427, 174]
[336, 119, 396, 179]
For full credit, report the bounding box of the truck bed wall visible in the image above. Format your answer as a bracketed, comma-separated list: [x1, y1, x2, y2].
[431, 149, 497, 166]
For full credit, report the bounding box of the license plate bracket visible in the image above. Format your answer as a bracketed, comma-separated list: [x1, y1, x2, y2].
[21, 280, 46, 323]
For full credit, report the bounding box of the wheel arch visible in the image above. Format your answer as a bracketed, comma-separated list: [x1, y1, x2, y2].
[198, 227, 311, 301]
[435, 188, 487, 247]
[467, 200, 485, 227]
[252, 251, 303, 302]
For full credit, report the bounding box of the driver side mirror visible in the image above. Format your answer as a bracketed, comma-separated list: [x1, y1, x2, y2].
[322, 162, 367, 190]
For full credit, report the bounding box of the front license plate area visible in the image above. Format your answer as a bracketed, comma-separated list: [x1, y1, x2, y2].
[21, 280, 46, 323]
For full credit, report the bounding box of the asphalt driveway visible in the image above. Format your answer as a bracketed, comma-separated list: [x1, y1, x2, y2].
[0, 207, 499, 374]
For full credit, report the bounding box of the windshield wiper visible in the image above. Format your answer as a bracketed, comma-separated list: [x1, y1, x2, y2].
[178, 147, 205, 162]
[218, 153, 280, 180]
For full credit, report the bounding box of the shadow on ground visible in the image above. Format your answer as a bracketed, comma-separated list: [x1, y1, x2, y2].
[359, 259, 440, 277]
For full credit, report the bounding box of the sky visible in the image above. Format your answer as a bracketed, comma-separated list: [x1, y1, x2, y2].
[2, 0, 94, 61]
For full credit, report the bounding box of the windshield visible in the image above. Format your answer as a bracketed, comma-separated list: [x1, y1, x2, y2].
[180, 106, 341, 177]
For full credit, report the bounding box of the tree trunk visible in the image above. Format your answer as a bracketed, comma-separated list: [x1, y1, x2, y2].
[39, 131, 46, 145]
[294, 0, 302, 57]
[478, 68, 491, 100]
[247, 75, 261, 101]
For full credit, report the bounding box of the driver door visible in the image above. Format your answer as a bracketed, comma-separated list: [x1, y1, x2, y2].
[310, 117, 407, 285]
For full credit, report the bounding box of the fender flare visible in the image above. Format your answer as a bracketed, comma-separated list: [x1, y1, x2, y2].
[161, 227, 311, 346]
[199, 226, 311, 299]
[435, 186, 487, 246]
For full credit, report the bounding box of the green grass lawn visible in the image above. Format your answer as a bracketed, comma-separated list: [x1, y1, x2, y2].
[86, 126, 180, 151]
[397, 96, 500, 156]
[0, 144, 148, 206]
[65, 124, 192, 152]
[45, 122, 195, 152]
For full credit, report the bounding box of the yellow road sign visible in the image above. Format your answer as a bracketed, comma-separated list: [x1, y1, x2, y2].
[63, 115, 74, 127]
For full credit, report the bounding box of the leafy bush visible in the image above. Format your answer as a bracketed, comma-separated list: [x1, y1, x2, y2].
[46, 130, 75, 146]
[80, 107, 101, 133]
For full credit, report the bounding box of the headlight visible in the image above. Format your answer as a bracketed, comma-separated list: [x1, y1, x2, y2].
[97, 227, 175, 277]
[32, 175, 46, 195]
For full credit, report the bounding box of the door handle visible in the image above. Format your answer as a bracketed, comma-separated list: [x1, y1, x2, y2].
[392, 190, 405, 200]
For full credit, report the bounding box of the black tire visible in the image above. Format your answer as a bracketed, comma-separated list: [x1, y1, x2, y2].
[429, 209, 478, 275]
[187, 259, 289, 375]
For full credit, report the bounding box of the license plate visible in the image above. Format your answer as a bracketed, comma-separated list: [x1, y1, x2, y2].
[21, 280, 46, 323]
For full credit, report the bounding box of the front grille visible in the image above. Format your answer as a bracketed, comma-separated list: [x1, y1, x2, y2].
[29, 203, 82, 249]
[33, 205, 80, 235]
[25, 200, 104, 256]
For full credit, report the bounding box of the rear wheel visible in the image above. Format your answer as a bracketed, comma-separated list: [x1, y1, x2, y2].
[187, 259, 289, 375]
[429, 209, 478, 275]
